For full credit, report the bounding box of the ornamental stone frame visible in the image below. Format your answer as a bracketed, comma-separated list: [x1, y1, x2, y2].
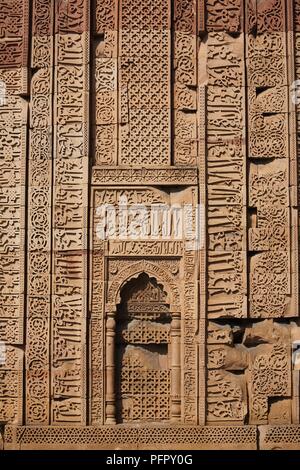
[90, 233, 195, 426]
[103, 269, 182, 425]
[2, 0, 300, 451]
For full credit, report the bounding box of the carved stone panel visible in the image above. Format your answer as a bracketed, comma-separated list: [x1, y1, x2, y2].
[1, 0, 300, 451]
[0, 25, 28, 423]
[51, 0, 90, 425]
[91, 185, 199, 425]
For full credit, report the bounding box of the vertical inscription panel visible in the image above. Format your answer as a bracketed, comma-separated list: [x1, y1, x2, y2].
[52, 0, 89, 425]
[26, 0, 54, 426]
[0, 0, 29, 425]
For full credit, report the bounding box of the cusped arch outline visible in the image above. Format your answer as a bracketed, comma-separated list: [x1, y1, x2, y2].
[107, 259, 181, 308]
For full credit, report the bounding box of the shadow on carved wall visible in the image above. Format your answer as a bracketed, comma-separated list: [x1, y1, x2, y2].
[115, 273, 171, 423]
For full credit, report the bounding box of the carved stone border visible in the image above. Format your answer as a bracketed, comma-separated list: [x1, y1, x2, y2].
[3, 425, 257, 450]
[92, 167, 198, 185]
[260, 425, 300, 450]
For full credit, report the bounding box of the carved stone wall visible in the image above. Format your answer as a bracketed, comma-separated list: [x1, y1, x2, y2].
[1, 0, 300, 450]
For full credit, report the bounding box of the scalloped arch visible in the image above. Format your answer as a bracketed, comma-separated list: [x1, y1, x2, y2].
[107, 260, 181, 306]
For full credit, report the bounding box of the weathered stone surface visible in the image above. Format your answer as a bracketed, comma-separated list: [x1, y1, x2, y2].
[0, 0, 299, 450]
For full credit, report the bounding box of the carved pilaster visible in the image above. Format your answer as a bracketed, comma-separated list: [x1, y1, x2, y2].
[105, 311, 116, 425]
[170, 311, 181, 422]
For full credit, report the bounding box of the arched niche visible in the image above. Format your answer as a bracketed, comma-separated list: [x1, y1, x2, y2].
[115, 272, 171, 423]
[104, 270, 182, 425]
[107, 259, 181, 307]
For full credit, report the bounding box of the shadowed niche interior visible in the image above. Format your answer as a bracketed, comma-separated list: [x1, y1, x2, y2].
[115, 272, 171, 423]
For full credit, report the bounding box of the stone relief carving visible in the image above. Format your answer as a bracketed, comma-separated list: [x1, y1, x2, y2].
[206, 0, 242, 33]
[0, 0, 300, 451]
[0, 0, 30, 427]
[207, 319, 292, 425]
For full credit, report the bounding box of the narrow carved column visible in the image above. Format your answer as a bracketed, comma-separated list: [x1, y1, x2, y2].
[105, 311, 116, 424]
[170, 311, 181, 422]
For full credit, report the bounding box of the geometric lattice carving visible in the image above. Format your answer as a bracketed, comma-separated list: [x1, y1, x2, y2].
[4, 425, 258, 450]
[119, 0, 170, 165]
